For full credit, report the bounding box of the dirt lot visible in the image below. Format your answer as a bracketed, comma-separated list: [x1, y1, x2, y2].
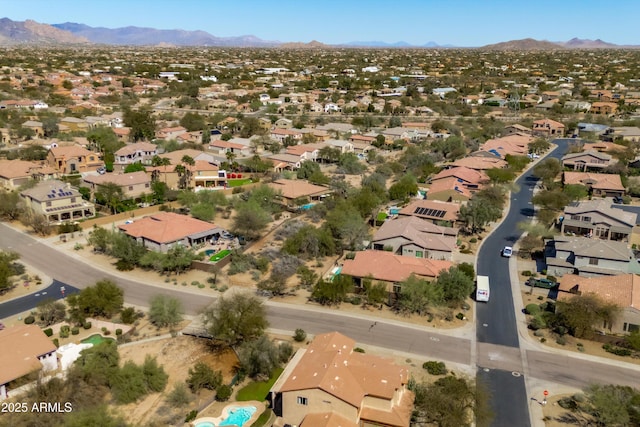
[117, 335, 239, 426]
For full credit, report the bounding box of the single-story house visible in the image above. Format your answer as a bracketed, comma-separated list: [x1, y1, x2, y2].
[0, 160, 58, 190]
[563, 171, 625, 198]
[118, 212, 224, 252]
[557, 274, 640, 334]
[398, 200, 460, 226]
[561, 150, 614, 171]
[267, 179, 331, 208]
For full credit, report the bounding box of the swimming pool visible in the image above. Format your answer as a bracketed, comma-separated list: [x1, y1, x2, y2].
[219, 406, 257, 426]
[299, 203, 315, 210]
[81, 334, 115, 346]
[209, 249, 231, 262]
[194, 422, 215, 427]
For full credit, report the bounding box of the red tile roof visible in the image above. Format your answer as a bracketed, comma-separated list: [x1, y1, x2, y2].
[341, 250, 451, 283]
[118, 212, 219, 244]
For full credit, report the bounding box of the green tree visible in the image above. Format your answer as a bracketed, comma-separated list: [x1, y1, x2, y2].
[73, 341, 120, 388]
[110, 361, 147, 404]
[123, 162, 146, 173]
[311, 275, 352, 306]
[505, 154, 530, 172]
[202, 293, 268, 346]
[124, 107, 156, 142]
[556, 294, 620, 339]
[148, 295, 183, 328]
[396, 274, 442, 314]
[583, 384, 640, 426]
[95, 182, 125, 214]
[363, 280, 387, 306]
[337, 152, 366, 174]
[282, 225, 336, 259]
[180, 112, 206, 132]
[486, 168, 516, 184]
[36, 299, 67, 327]
[232, 200, 271, 240]
[74, 279, 124, 319]
[237, 335, 284, 380]
[42, 116, 59, 138]
[186, 362, 222, 392]
[166, 383, 192, 407]
[323, 202, 369, 250]
[388, 174, 418, 200]
[563, 184, 589, 202]
[529, 137, 550, 154]
[533, 157, 562, 189]
[0, 250, 21, 292]
[0, 191, 24, 220]
[436, 266, 475, 305]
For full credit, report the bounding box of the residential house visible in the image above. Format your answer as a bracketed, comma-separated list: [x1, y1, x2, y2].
[82, 171, 151, 200]
[561, 150, 614, 171]
[267, 178, 331, 208]
[267, 153, 305, 171]
[426, 178, 472, 202]
[20, 180, 95, 223]
[341, 250, 452, 295]
[191, 161, 228, 190]
[113, 142, 158, 169]
[21, 120, 44, 138]
[604, 126, 640, 143]
[159, 149, 220, 166]
[430, 167, 488, 192]
[532, 119, 565, 137]
[349, 134, 377, 145]
[177, 131, 203, 145]
[0, 325, 58, 400]
[504, 124, 532, 136]
[557, 274, 640, 334]
[380, 127, 421, 143]
[316, 122, 357, 134]
[0, 160, 58, 190]
[285, 143, 324, 162]
[271, 128, 303, 143]
[561, 199, 636, 242]
[113, 127, 131, 142]
[298, 128, 331, 142]
[450, 156, 508, 170]
[372, 216, 458, 260]
[156, 126, 187, 140]
[545, 236, 639, 277]
[257, 117, 272, 132]
[563, 171, 624, 197]
[46, 145, 104, 174]
[479, 134, 534, 158]
[208, 140, 252, 157]
[269, 331, 414, 427]
[59, 117, 89, 132]
[565, 101, 592, 111]
[324, 139, 354, 154]
[118, 212, 224, 252]
[398, 199, 460, 226]
[274, 118, 293, 129]
[590, 102, 618, 115]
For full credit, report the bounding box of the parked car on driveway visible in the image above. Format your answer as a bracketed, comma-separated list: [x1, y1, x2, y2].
[526, 278, 558, 289]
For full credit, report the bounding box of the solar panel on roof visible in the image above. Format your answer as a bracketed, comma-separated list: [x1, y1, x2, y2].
[414, 207, 422, 214]
[435, 210, 446, 218]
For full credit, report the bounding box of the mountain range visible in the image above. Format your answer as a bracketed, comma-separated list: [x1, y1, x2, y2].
[0, 18, 635, 49]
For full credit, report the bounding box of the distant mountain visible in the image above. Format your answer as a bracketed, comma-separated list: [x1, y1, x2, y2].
[52, 22, 277, 47]
[0, 18, 88, 45]
[279, 40, 330, 49]
[559, 37, 618, 49]
[345, 40, 417, 48]
[481, 38, 566, 50]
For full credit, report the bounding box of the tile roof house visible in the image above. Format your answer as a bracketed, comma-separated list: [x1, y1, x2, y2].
[0, 325, 58, 400]
[545, 236, 640, 277]
[46, 145, 104, 174]
[0, 160, 58, 190]
[267, 153, 306, 171]
[562, 171, 624, 197]
[372, 216, 458, 260]
[561, 150, 614, 172]
[271, 128, 303, 143]
[450, 156, 508, 170]
[557, 274, 640, 334]
[267, 179, 331, 208]
[20, 179, 95, 223]
[341, 250, 452, 295]
[431, 167, 488, 192]
[604, 126, 640, 143]
[208, 140, 252, 157]
[398, 199, 460, 225]
[82, 171, 151, 200]
[269, 331, 414, 427]
[532, 119, 565, 137]
[479, 134, 534, 158]
[114, 142, 158, 168]
[156, 126, 187, 140]
[426, 177, 473, 202]
[561, 199, 637, 242]
[590, 101, 618, 115]
[118, 212, 224, 252]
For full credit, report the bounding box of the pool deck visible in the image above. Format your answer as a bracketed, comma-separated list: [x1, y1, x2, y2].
[193, 401, 265, 427]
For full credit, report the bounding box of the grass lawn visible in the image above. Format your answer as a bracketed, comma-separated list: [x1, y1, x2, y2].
[209, 249, 231, 262]
[227, 178, 252, 187]
[251, 409, 273, 427]
[236, 367, 284, 402]
[377, 212, 388, 222]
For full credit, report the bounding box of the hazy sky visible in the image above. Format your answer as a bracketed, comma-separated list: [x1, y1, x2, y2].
[3, 0, 640, 46]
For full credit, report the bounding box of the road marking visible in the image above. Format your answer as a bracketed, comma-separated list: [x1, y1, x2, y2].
[429, 337, 440, 342]
[483, 323, 488, 327]
[512, 371, 522, 377]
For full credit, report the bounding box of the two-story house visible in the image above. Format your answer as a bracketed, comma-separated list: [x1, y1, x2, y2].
[561, 199, 637, 241]
[46, 145, 104, 175]
[532, 119, 565, 137]
[82, 171, 151, 201]
[269, 331, 414, 427]
[113, 142, 158, 169]
[20, 180, 95, 223]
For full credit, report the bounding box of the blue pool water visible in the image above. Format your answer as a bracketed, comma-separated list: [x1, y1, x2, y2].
[219, 406, 257, 427]
[389, 207, 400, 215]
[299, 203, 315, 210]
[204, 249, 215, 256]
[195, 422, 215, 427]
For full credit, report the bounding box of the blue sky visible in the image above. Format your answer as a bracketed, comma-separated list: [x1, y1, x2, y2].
[2, 0, 640, 46]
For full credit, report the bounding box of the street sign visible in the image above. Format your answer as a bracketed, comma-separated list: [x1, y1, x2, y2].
[543, 390, 549, 396]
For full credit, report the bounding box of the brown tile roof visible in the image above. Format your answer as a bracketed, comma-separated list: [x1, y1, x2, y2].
[533, 118, 565, 128]
[271, 128, 302, 136]
[432, 166, 488, 185]
[118, 212, 220, 244]
[450, 156, 508, 170]
[427, 177, 472, 199]
[114, 142, 157, 156]
[279, 332, 412, 425]
[209, 140, 245, 150]
[480, 134, 533, 157]
[268, 178, 330, 199]
[398, 200, 460, 222]
[83, 171, 150, 187]
[0, 325, 57, 385]
[558, 273, 640, 309]
[373, 216, 457, 252]
[285, 143, 324, 156]
[159, 149, 207, 164]
[0, 160, 56, 179]
[300, 412, 358, 427]
[563, 171, 624, 191]
[341, 250, 452, 282]
[49, 145, 95, 159]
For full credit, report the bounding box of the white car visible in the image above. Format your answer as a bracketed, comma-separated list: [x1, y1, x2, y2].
[502, 246, 513, 258]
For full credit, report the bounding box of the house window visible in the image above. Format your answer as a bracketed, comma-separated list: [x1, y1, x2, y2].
[128, 186, 133, 191]
[415, 251, 423, 258]
[145, 183, 150, 188]
[393, 284, 401, 293]
[46, 201, 52, 207]
[297, 396, 308, 406]
[589, 258, 598, 265]
[71, 197, 76, 203]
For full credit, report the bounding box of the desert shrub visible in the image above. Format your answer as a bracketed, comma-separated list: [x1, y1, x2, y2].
[293, 329, 306, 342]
[353, 347, 365, 353]
[529, 316, 546, 330]
[24, 315, 35, 324]
[185, 410, 198, 423]
[602, 343, 632, 357]
[558, 396, 578, 410]
[350, 296, 361, 305]
[469, 238, 477, 243]
[53, 338, 59, 347]
[167, 383, 192, 407]
[525, 304, 540, 315]
[556, 336, 566, 345]
[59, 325, 70, 338]
[456, 312, 465, 320]
[215, 384, 232, 402]
[533, 330, 544, 337]
[116, 329, 123, 336]
[279, 342, 294, 363]
[120, 307, 137, 324]
[422, 361, 448, 376]
[71, 327, 79, 335]
[83, 321, 92, 329]
[522, 270, 532, 276]
[270, 254, 304, 282]
[44, 328, 53, 337]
